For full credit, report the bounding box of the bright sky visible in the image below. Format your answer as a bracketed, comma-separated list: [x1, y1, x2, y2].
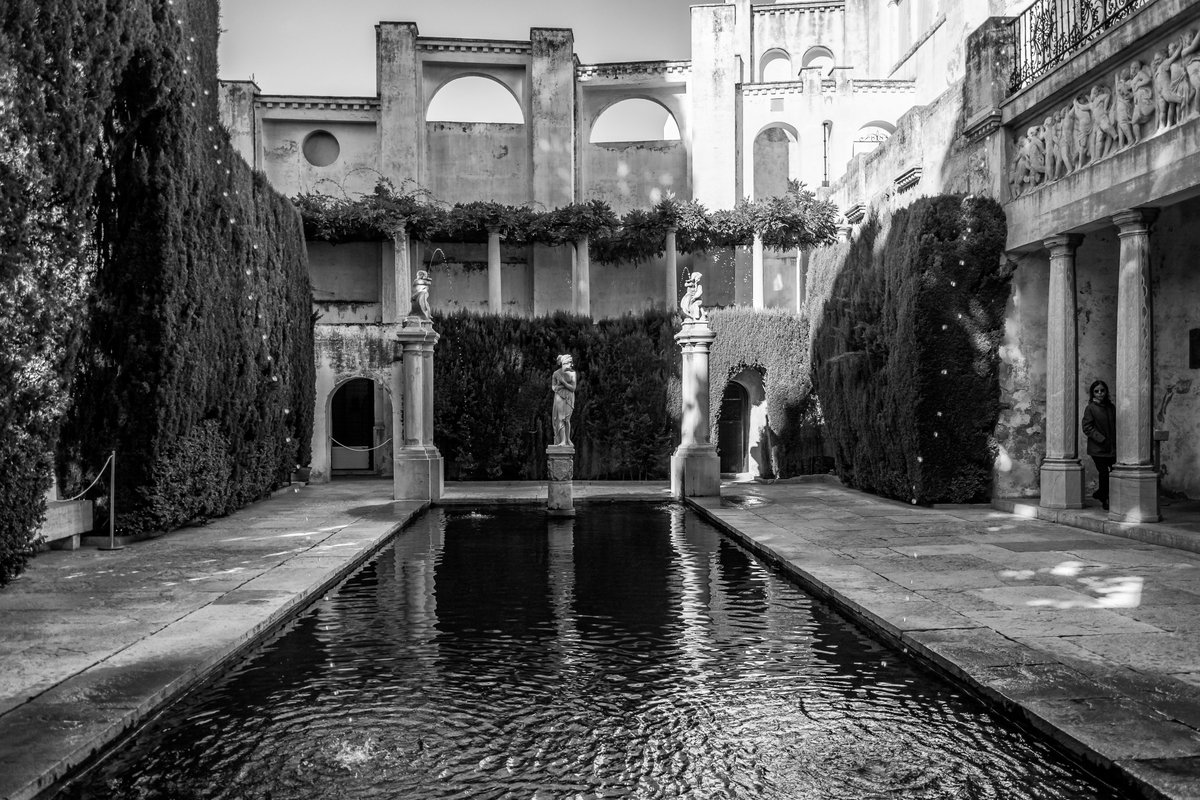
[218, 0, 702, 97]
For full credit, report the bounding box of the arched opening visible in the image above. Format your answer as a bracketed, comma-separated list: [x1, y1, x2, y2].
[853, 120, 896, 157]
[753, 125, 797, 200]
[427, 75, 524, 123]
[718, 382, 751, 474]
[589, 98, 681, 143]
[801, 45, 836, 76]
[330, 378, 377, 473]
[759, 48, 792, 82]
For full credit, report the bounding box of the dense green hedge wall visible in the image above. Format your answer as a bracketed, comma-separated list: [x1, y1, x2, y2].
[433, 310, 680, 480]
[0, 2, 137, 582]
[432, 307, 825, 481]
[26, 0, 314, 540]
[708, 307, 825, 477]
[810, 195, 1010, 504]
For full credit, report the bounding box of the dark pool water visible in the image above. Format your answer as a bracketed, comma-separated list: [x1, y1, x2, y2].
[62, 504, 1120, 799]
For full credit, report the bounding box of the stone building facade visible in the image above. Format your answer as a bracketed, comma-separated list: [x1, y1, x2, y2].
[221, 0, 1200, 519]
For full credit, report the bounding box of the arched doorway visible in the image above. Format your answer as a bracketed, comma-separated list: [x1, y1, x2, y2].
[330, 378, 376, 473]
[718, 382, 750, 474]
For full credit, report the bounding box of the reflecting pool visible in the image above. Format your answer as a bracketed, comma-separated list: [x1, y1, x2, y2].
[62, 504, 1120, 799]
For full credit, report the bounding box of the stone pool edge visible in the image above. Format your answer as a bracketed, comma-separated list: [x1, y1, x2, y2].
[685, 495, 1185, 800]
[7, 501, 428, 800]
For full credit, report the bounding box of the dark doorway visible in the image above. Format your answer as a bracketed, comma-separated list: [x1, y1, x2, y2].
[331, 378, 375, 472]
[718, 382, 749, 474]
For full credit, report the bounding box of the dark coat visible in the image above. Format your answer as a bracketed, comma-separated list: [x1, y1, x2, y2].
[1082, 400, 1116, 458]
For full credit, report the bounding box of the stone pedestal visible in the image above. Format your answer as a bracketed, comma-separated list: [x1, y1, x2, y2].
[392, 316, 443, 502]
[1039, 459, 1084, 509]
[1109, 209, 1159, 523]
[671, 320, 720, 498]
[546, 444, 576, 516]
[1040, 234, 1084, 509]
[1110, 465, 1159, 523]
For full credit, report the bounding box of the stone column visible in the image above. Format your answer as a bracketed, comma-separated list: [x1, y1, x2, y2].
[665, 228, 678, 309]
[1109, 209, 1159, 522]
[392, 314, 443, 502]
[487, 227, 502, 313]
[382, 230, 411, 324]
[573, 235, 591, 318]
[671, 320, 721, 497]
[1040, 234, 1084, 509]
[751, 234, 765, 309]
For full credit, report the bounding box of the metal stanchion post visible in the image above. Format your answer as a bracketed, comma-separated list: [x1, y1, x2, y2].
[99, 449, 123, 551]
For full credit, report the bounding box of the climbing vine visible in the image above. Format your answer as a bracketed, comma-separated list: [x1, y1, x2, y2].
[294, 179, 840, 266]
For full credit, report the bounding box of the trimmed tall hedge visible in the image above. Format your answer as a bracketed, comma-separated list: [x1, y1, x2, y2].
[1, 2, 137, 582]
[35, 0, 315, 539]
[432, 307, 823, 480]
[433, 310, 680, 480]
[811, 195, 1009, 504]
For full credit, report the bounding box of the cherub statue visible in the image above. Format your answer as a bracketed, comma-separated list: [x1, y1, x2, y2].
[680, 271, 707, 322]
[411, 269, 432, 318]
[1089, 84, 1117, 161]
[1071, 91, 1095, 169]
[1114, 65, 1136, 150]
[1130, 59, 1155, 138]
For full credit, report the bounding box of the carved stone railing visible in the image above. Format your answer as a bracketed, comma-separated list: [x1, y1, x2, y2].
[1009, 0, 1157, 93]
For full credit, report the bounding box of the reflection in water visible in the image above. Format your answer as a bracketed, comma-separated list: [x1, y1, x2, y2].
[62, 504, 1119, 799]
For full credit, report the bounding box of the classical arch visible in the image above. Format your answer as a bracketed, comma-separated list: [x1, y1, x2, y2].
[759, 48, 792, 82]
[426, 74, 525, 123]
[589, 97, 681, 143]
[853, 120, 896, 156]
[325, 376, 393, 478]
[752, 123, 799, 200]
[717, 368, 769, 477]
[801, 45, 835, 75]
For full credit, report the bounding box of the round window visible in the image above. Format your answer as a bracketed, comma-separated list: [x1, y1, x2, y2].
[302, 130, 340, 167]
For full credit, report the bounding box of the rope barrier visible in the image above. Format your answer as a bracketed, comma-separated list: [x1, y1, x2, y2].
[330, 437, 393, 452]
[62, 453, 114, 502]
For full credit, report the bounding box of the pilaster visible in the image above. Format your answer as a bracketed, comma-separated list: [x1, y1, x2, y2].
[377, 22, 422, 186]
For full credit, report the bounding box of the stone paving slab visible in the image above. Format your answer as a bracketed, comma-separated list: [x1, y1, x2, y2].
[0, 480, 422, 800]
[690, 476, 1200, 800]
[4, 475, 1200, 800]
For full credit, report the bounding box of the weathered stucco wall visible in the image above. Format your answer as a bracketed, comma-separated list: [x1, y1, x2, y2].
[1075, 230, 1120, 497]
[309, 241, 381, 303]
[311, 326, 398, 483]
[995, 254, 1048, 498]
[421, 242, 533, 316]
[1151, 198, 1200, 498]
[751, 5, 844, 73]
[582, 140, 688, 213]
[261, 120, 379, 198]
[425, 122, 530, 205]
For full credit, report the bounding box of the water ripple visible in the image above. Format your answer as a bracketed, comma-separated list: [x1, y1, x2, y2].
[62, 504, 1119, 800]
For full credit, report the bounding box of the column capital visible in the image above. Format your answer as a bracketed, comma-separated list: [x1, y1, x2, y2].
[1043, 233, 1082, 255]
[1112, 208, 1158, 235]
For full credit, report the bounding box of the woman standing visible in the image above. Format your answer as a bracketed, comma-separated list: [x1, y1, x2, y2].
[1082, 380, 1116, 510]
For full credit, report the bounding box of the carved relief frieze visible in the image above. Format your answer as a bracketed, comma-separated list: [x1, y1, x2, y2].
[1008, 28, 1200, 200]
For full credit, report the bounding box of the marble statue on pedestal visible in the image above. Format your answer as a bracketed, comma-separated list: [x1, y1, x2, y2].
[551, 354, 577, 447]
